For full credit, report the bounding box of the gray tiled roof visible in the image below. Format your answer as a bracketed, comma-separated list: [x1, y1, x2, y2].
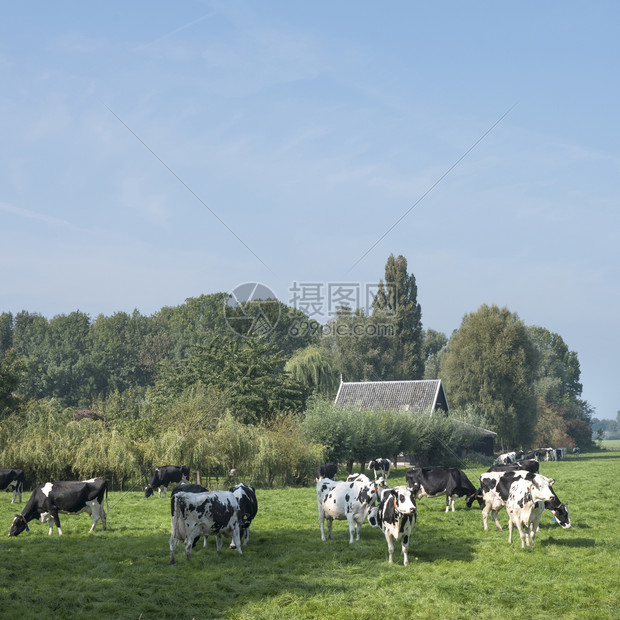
[334, 380, 445, 414]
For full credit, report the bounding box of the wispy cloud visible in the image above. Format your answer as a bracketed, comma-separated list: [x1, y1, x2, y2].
[0, 200, 78, 230]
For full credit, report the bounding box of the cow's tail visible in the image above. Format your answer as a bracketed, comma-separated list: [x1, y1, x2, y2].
[171, 495, 186, 541]
[106, 484, 109, 514]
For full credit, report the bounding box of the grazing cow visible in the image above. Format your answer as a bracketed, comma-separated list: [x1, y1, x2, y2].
[169, 490, 242, 563]
[367, 458, 392, 480]
[493, 452, 516, 466]
[406, 466, 480, 512]
[487, 459, 539, 474]
[317, 477, 381, 543]
[9, 478, 108, 537]
[229, 483, 258, 548]
[478, 470, 566, 531]
[573, 447, 580, 457]
[145, 465, 190, 498]
[316, 463, 338, 481]
[367, 485, 417, 565]
[0, 468, 25, 504]
[506, 478, 556, 548]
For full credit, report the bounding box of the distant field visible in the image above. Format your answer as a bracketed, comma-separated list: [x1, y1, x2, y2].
[1, 451, 618, 619]
[601, 439, 620, 449]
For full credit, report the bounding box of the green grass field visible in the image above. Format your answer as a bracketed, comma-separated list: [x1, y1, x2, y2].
[1, 450, 618, 619]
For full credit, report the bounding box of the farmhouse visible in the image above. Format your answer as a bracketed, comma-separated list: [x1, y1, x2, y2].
[334, 379, 496, 457]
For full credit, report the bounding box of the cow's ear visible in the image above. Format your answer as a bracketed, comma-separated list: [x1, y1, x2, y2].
[548, 478, 555, 485]
[390, 488, 398, 497]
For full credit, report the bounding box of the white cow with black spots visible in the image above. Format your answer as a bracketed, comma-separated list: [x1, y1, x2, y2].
[367, 485, 417, 566]
[506, 478, 556, 549]
[316, 477, 382, 544]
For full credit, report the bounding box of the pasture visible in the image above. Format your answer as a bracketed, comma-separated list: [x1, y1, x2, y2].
[1, 451, 618, 619]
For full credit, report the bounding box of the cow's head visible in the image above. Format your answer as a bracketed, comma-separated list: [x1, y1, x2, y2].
[8, 514, 29, 537]
[392, 487, 416, 516]
[529, 484, 556, 504]
[552, 504, 571, 529]
[144, 485, 154, 498]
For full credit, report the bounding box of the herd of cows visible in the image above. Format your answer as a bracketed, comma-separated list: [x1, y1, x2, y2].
[1, 450, 572, 566]
[316, 453, 572, 565]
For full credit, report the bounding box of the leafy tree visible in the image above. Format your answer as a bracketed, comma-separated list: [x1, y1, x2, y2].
[423, 329, 448, 379]
[285, 345, 339, 397]
[440, 304, 538, 448]
[527, 326, 582, 406]
[0, 349, 26, 418]
[0, 312, 13, 354]
[153, 337, 308, 424]
[373, 254, 424, 379]
[320, 306, 396, 382]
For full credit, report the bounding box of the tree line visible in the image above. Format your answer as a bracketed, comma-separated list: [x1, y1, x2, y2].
[0, 254, 595, 488]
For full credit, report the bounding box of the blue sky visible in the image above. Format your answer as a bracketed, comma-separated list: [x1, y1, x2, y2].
[1, 2, 618, 419]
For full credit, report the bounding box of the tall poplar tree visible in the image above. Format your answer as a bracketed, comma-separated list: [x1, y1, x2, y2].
[373, 254, 424, 379]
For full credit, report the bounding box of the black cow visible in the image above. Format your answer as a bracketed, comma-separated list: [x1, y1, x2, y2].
[145, 465, 190, 498]
[367, 458, 392, 480]
[9, 478, 108, 536]
[0, 468, 25, 504]
[316, 463, 338, 481]
[487, 459, 539, 474]
[406, 466, 480, 512]
[230, 483, 258, 548]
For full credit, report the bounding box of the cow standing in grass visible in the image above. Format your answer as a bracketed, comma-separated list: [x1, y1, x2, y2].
[169, 489, 242, 563]
[0, 468, 25, 504]
[506, 478, 556, 548]
[367, 485, 417, 566]
[229, 483, 258, 548]
[317, 477, 382, 543]
[145, 465, 190, 498]
[9, 478, 108, 536]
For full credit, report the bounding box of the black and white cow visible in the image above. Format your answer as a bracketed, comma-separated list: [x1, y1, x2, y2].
[316, 463, 338, 481]
[406, 466, 480, 512]
[145, 465, 190, 498]
[229, 483, 258, 548]
[0, 468, 25, 504]
[9, 478, 108, 537]
[506, 478, 556, 548]
[367, 458, 392, 480]
[317, 477, 381, 543]
[493, 452, 516, 466]
[478, 470, 569, 531]
[169, 489, 242, 563]
[487, 459, 539, 474]
[367, 485, 417, 566]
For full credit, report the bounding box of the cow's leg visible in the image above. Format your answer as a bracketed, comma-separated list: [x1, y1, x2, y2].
[386, 532, 395, 564]
[451, 495, 456, 512]
[163, 486, 167, 498]
[184, 538, 193, 560]
[347, 515, 356, 544]
[508, 516, 514, 544]
[326, 517, 333, 540]
[318, 507, 326, 541]
[482, 502, 491, 530]
[354, 516, 363, 542]
[445, 496, 450, 513]
[491, 509, 502, 531]
[216, 534, 223, 552]
[231, 525, 243, 555]
[169, 535, 178, 564]
[203, 536, 208, 548]
[402, 536, 410, 566]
